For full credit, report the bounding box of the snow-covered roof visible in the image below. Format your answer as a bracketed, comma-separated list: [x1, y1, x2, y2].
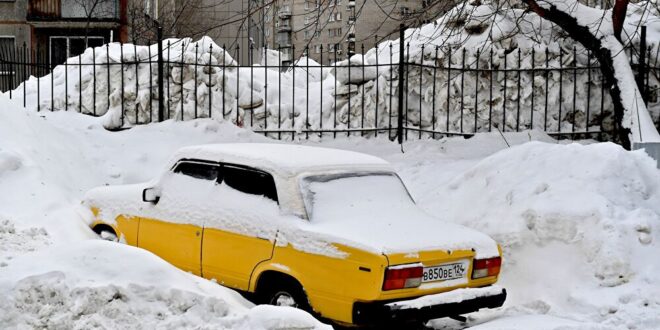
[172, 143, 391, 176]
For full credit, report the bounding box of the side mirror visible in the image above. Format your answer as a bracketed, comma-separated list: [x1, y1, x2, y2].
[142, 187, 160, 204]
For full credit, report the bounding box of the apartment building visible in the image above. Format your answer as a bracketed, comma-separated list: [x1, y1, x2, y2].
[165, 0, 266, 64]
[0, 0, 127, 66]
[266, 0, 453, 65]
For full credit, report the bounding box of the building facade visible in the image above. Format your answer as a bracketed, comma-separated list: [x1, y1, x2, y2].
[265, 0, 454, 65]
[0, 0, 128, 67]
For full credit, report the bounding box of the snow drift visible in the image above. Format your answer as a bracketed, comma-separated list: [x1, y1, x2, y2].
[412, 141, 660, 329]
[2, 87, 660, 329]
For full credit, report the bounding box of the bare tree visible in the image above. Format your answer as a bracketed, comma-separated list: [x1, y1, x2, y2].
[71, 0, 118, 47]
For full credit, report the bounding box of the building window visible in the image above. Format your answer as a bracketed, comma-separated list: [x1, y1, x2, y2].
[400, 6, 411, 18]
[328, 28, 342, 37]
[49, 36, 104, 66]
[0, 37, 15, 53]
[335, 12, 342, 21]
[0, 37, 16, 92]
[314, 44, 321, 53]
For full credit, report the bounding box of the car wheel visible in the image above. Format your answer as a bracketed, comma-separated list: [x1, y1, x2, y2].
[263, 281, 311, 312]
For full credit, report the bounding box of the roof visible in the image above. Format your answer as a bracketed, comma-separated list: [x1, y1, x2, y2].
[172, 143, 392, 176]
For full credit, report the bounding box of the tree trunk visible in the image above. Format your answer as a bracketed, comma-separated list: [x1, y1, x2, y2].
[522, 0, 632, 149]
[612, 0, 629, 42]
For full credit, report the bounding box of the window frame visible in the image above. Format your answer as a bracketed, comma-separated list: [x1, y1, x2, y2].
[0, 36, 16, 77]
[49, 35, 104, 65]
[220, 163, 279, 203]
[171, 159, 221, 181]
[169, 159, 279, 203]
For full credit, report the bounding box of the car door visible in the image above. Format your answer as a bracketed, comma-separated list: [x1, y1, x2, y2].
[138, 160, 220, 276]
[201, 163, 279, 291]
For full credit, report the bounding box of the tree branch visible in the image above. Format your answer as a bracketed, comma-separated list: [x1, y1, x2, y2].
[521, 0, 631, 149]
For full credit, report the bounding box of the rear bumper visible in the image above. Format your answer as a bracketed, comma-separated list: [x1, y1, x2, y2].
[352, 286, 506, 326]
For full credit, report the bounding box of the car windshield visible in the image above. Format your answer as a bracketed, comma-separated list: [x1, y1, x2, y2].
[301, 173, 415, 222]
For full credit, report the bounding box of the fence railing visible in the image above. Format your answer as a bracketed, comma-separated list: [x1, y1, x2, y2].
[0, 28, 657, 143]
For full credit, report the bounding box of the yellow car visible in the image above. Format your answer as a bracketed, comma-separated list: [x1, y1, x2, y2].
[86, 143, 506, 327]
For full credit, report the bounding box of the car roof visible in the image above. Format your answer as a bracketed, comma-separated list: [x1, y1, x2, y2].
[172, 143, 392, 177]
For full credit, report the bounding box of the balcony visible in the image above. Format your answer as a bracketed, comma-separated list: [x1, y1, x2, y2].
[277, 22, 292, 32]
[278, 8, 292, 18]
[28, 0, 119, 21]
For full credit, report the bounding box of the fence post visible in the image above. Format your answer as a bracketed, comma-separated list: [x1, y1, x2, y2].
[157, 25, 165, 122]
[396, 24, 405, 145]
[636, 25, 647, 105]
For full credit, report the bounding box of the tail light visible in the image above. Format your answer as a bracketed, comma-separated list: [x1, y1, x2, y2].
[382, 264, 423, 291]
[472, 257, 501, 279]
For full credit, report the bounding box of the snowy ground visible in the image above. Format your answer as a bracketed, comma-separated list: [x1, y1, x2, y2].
[1, 93, 659, 329]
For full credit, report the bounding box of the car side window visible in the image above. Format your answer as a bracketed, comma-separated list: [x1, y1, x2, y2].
[173, 161, 219, 181]
[220, 164, 278, 202]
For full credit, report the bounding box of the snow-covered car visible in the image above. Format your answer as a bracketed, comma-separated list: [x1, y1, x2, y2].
[85, 143, 506, 327]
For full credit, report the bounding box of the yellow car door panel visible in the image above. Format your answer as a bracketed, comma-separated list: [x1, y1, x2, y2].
[201, 228, 274, 290]
[201, 163, 279, 291]
[137, 161, 221, 276]
[138, 218, 202, 275]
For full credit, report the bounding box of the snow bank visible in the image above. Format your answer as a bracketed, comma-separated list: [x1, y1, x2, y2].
[0, 240, 326, 329]
[0, 94, 329, 329]
[410, 141, 660, 328]
[2, 89, 660, 329]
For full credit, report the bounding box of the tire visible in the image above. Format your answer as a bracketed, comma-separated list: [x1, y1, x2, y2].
[262, 278, 311, 312]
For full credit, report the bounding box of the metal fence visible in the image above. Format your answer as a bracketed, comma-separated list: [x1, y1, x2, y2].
[0, 27, 657, 143]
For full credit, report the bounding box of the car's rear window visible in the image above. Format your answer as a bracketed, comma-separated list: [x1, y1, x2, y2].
[301, 173, 414, 221]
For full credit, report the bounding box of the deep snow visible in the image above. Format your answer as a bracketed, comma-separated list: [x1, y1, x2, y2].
[1, 93, 660, 329]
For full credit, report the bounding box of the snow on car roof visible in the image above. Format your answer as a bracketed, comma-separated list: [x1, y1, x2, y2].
[173, 143, 391, 175]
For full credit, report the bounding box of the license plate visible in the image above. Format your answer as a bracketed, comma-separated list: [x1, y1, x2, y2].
[422, 260, 468, 283]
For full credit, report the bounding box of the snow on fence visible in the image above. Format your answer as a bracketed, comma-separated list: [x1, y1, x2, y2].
[0, 34, 657, 142]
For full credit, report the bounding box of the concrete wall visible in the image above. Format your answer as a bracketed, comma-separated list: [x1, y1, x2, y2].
[0, 0, 30, 54]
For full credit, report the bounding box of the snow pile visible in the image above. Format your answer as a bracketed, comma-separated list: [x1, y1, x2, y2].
[331, 1, 660, 136]
[4, 2, 658, 136]
[2, 90, 660, 329]
[0, 240, 324, 329]
[412, 141, 660, 329]
[0, 95, 329, 330]
[4, 37, 331, 132]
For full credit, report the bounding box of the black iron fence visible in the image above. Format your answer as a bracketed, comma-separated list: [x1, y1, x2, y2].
[0, 27, 657, 143]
